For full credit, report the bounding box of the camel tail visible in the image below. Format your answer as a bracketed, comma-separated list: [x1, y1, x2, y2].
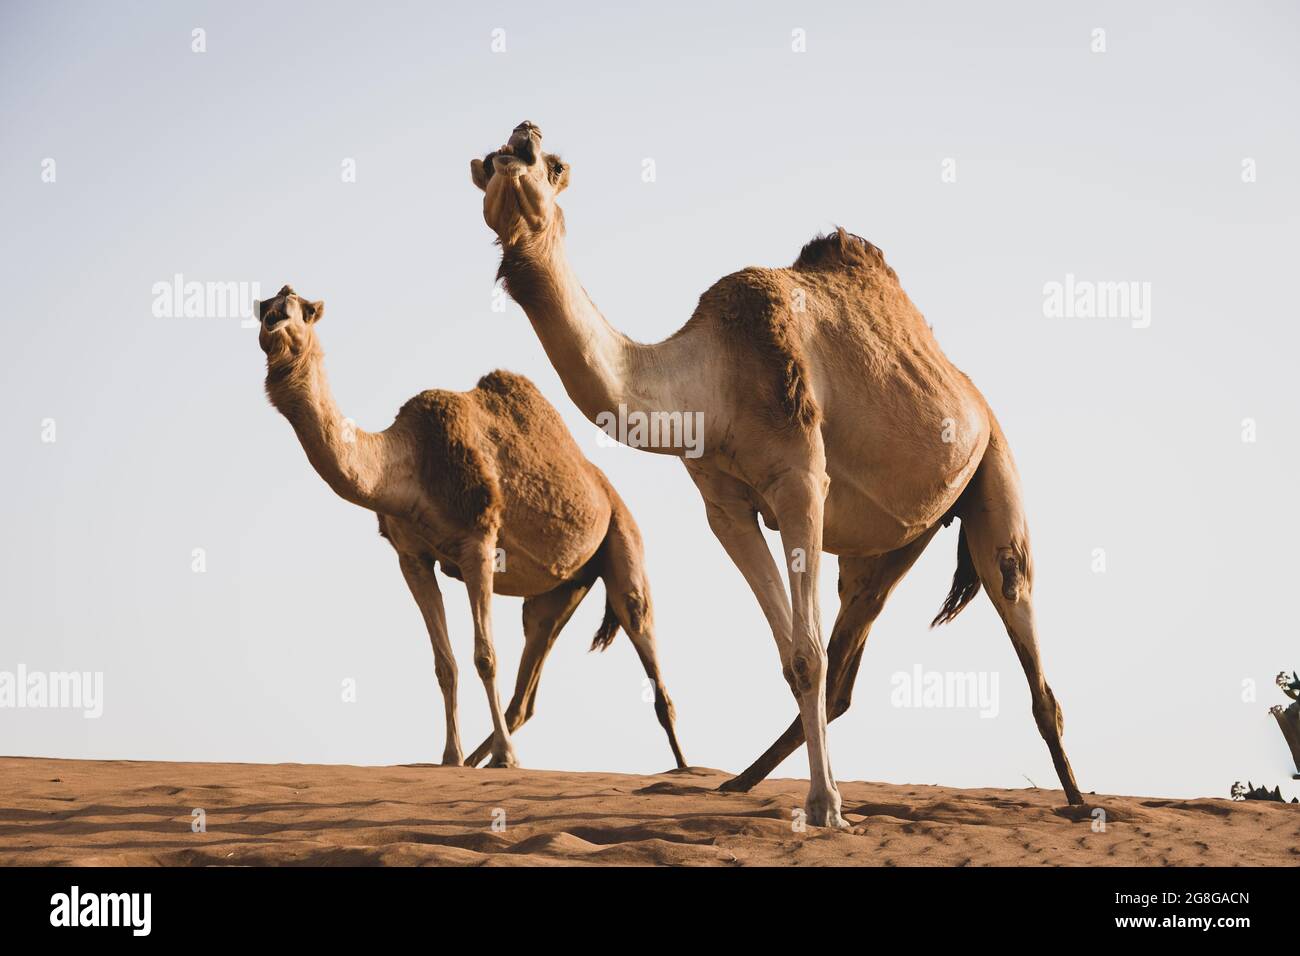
[590, 600, 621, 652]
[931, 523, 982, 627]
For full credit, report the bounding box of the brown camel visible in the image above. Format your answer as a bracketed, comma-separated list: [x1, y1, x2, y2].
[257, 285, 686, 771]
[471, 122, 1083, 827]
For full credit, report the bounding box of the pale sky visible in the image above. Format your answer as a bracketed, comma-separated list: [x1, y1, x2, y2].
[2, 0, 1298, 802]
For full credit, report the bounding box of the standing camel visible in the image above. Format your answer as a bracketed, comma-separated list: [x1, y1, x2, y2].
[470, 122, 1083, 827]
[257, 284, 686, 770]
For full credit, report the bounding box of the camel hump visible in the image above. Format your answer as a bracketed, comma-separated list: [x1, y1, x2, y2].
[793, 227, 896, 278]
[696, 270, 821, 431]
[474, 368, 543, 402]
[472, 368, 568, 432]
[399, 389, 504, 531]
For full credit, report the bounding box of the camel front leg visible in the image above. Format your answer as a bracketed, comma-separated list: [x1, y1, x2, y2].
[766, 467, 843, 829]
[686, 465, 794, 679]
[460, 543, 518, 768]
[397, 554, 463, 766]
[466, 579, 592, 768]
[721, 529, 941, 792]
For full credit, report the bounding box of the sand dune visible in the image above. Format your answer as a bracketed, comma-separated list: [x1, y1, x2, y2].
[0, 756, 1295, 866]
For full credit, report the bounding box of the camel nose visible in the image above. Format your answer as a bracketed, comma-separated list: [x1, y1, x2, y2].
[512, 121, 541, 140]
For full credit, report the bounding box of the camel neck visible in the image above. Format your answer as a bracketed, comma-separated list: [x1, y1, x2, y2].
[265, 346, 399, 512]
[499, 233, 651, 426]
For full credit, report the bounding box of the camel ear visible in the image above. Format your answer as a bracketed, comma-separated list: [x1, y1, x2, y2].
[303, 300, 325, 324]
[277, 284, 295, 297]
[471, 158, 490, 192]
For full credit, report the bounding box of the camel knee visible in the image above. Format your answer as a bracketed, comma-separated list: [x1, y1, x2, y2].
[1032, 683, 1065, 737]
[780, 661, 800, 690]
[614, 589, 650, 635]
[997, 546, 1027, 603]
[473, 648, 496, 681]
[1047, 685, 1065, 737]
[433, 657, 457, 688]
[653, 684, 677, 726]
[789, 642, 826, 697]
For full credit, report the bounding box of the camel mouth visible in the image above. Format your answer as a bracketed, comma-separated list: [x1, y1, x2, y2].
[480, 123, 542, 183]
[260, 307, 288, 332]
[491, 139, 536, 175]
[507, 138, 538, 165]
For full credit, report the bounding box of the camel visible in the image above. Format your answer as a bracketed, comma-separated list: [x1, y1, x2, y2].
[256, 284, 686, 771]
[470, 121, 1083, 827]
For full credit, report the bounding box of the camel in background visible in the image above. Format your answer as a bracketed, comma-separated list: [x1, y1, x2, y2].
[471, 122, 1082, 827]
[257, 285, 686, 770]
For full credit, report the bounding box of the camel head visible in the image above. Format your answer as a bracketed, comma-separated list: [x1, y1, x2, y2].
[257, 284, 324, 362]
[470, 121, 570, 246]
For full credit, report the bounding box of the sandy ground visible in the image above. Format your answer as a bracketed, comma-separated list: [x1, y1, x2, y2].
[1, 756, 1295, 866]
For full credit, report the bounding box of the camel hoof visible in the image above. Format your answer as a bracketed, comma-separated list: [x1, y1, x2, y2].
[487, 752, 519, 769]
[804, 792, 847, 829]
[440, 755, 464, 768]
[1054, 802, 1106, 822]
[808, 811, 850, 830]
[716, 774, 757, 794]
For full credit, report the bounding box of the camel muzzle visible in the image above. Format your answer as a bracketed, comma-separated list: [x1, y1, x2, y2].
[505, 123, 540, 165]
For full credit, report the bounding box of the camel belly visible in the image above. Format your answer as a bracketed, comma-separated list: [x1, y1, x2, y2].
[820, 472, 959, 555]
[378, 513, 602, 599]
[819, 402, 989, 556]
[734, 437, 983, 558]
[490, 520, 603, 596]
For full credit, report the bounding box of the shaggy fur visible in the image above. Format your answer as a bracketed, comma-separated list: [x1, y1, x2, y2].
[399, 389, 503, 531]
[694, 270, 821, 429]
[792, 227, 897, 279]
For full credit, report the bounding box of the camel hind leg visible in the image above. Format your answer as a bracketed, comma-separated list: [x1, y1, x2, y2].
[465, 577, 594, 768]
[598, 507, 688, 770]
[959, 435, 1084, 805]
